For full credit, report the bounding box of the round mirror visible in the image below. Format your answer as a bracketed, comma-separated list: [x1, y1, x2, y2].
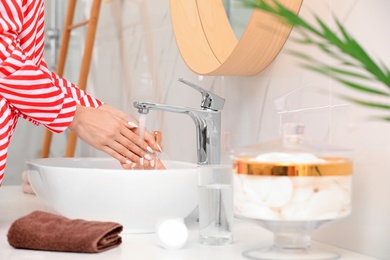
[170, 0, 303, 76]
[223, 0, 252, 39]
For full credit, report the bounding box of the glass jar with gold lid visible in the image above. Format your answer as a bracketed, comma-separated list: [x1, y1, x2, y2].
[232, 123, 353, 260]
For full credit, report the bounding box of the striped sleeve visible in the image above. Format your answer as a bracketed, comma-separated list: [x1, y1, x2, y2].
[39, 61, 103, 133]
[0, 0, 102, 134]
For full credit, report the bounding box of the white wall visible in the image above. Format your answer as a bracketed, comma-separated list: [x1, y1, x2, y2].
[4, 0, 390, 258]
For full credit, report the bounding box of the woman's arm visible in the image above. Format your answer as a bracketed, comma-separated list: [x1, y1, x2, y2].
[0, 0, 78, 133]
[0, 0, 164, 169]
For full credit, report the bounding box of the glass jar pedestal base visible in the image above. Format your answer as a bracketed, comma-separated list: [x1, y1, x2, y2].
[243, 246, 340, 260]
[239, 218, 343, 260]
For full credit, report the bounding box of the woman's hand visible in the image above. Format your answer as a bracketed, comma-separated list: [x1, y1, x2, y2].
[68, 104, 165, 169]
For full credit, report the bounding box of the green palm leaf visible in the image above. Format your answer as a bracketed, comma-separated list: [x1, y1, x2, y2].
[242, 0, 390, 119]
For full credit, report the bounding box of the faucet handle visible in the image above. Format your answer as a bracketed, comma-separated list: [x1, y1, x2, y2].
[178, 78, 225, 111]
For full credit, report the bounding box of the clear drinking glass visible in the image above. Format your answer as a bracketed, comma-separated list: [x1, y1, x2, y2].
[198, 165, 233, 245]
[232, 123, 353, 260]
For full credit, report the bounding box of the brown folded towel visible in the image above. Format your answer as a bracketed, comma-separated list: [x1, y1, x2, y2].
[7, 211, 123, 253]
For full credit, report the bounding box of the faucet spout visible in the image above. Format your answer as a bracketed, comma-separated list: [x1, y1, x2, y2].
[134, 101, 195, 115]
[133, 101, 222, 165]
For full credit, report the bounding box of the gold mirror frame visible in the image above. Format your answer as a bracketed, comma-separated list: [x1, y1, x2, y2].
[170, 0, 303, 76]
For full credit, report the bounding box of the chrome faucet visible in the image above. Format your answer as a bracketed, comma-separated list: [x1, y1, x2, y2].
[133, 78, 225, 165]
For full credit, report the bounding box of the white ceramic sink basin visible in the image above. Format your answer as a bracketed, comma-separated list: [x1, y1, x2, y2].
[26, 157, 198, 234]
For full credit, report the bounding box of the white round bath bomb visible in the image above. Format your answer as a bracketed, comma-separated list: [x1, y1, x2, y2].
[155, 219, 188, 250]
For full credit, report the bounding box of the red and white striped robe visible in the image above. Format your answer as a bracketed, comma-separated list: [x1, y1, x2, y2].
[0, 0, 102, 185]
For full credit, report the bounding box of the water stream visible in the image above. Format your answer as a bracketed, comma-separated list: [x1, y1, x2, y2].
[138, 114, 146, 140]
[138, 114, 147, 170]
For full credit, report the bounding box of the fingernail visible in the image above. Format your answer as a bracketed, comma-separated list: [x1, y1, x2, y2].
[128, 121, 138, 128]
[144, 153, 152, 161]
[125, 159, 132, 164]
[156, 143, 163, 153]
[146, 146, 154, 153]
[140, 157, 144, 166]
[150, 160, 155, 168]
[131, 163, 137, 169]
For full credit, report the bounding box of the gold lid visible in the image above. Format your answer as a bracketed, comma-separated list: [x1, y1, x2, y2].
[233, 157, 352, 176]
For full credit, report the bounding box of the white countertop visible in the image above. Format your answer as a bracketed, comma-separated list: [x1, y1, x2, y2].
[0, 186, 378, 260]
